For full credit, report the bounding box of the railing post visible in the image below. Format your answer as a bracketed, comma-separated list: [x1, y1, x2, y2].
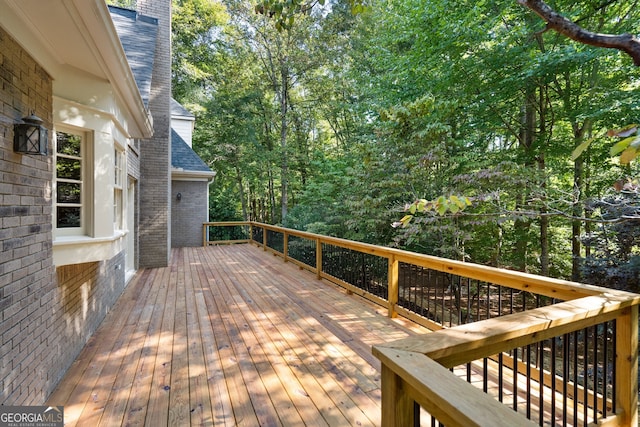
[202, 223, 207, 247]
[381, 364, 415, 426]
[388, 256, 399, 318]
[284, 231, 289, 262]
[615, 305, 638, 426]
[316, 238, 322, 279]
[262, 225, 267, 250]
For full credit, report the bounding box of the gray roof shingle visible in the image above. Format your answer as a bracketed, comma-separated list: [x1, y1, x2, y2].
[171, 129, 213, 173]
[171, 98, 195, 118]
[109, 6, 158, 107]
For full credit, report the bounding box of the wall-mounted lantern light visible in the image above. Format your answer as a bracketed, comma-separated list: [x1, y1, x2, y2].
[14, 114, 48, 155]
[176, 192, 182, 201]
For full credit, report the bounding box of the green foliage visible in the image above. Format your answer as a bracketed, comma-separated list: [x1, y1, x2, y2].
[172, 0, 640, 285]
[572, 125, 640, 165]
[172, 0, 228, 101]
[609, 125, 640, 164]
[581, 183, 640, 292]
[254, 0, 369, 30]
[393, 195, 472, 228]
[105, 0, 136, 8]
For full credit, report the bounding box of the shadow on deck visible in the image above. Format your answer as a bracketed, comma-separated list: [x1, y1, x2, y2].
[47, 245, 428, 426]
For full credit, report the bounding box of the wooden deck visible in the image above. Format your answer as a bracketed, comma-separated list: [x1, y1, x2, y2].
[47, 245, 429, 426]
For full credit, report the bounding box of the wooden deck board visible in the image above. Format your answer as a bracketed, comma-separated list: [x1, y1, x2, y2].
[48, 245, 429, 426]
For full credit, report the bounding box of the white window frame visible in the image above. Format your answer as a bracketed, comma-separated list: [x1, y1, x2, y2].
[54, 127, 93, 237]
[114, 147, 124, 230]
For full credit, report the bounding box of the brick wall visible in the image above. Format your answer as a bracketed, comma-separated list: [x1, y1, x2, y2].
[0, 26, 128, 405]
[46, 253, 126, 397]
[0, 26, 56, 405]
[138, 0, 172, 268]
[128, 144, 140, 270]
[171, 180, 209, 247]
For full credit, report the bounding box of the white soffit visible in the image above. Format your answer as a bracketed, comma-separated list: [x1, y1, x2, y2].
[0, 0, 153, 137]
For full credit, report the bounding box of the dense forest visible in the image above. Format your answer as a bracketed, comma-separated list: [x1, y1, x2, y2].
[113, 0, 640, 289]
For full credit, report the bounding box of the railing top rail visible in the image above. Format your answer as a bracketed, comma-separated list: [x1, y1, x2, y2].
[206, 221, 616, 300]
[374, 292, 640, 368]
[204, 221, 251, 227]
[376, 346, 538, 427]
[206, 221, 640, 425]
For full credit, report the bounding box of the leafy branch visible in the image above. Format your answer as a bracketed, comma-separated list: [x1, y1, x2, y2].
[518, 0, 640, 66]
[394, 184, 640, 229]
[572, 124, 640, 164]
[255, 0, 369, 30]
[392, 195, 472, 228]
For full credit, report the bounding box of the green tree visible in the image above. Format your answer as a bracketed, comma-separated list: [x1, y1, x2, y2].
[343, 0, 638, 278]
[172, 0, 228, 102]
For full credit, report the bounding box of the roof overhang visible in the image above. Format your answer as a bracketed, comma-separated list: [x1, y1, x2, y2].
[171, 169, 217, 182]
[0, 0, 153, 138]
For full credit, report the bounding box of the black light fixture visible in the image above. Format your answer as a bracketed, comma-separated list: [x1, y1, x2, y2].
[14, 113, 48, 155]
[176, 192, 182, 201]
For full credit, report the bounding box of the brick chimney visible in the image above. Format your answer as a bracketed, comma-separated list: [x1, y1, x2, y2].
[137, 0, 172, 267]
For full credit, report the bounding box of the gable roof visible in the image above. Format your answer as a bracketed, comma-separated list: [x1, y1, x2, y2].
[109, 6, 158, 108]
[171, 98, 195, 120]
[171, 129, 216, 179]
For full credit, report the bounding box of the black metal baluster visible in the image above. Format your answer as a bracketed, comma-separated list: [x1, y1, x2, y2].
[602, 321, 609, 419]
[498, 352, 504, 403]
[483, 357, 488, 393]
[539, 340, 545, 427]
[526, 344, 532, 420]
[513, 347, 518, 411]
[583, 326, 589, 425]
[562, 334, 568, 427]
[593, 324, 599, 424]
[573, 331, 578, 427]
[611, 320, 617, 416]
[466, 278, 471, 324]
[551, 337, 556, 424]
[486, 283, 491, 320]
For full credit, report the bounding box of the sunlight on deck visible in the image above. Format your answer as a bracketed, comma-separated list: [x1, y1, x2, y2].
[47, 245, 429, 426]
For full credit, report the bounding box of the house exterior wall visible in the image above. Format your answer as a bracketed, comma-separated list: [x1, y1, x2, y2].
[127, 144, 141, 272]
[138, 0, 172, 268]
[0, 26, 132, 406]
[171, 180, 209, 247]
[49, 252, 126, 396]
[52, 98, 130, 267]
[172, 118, 194, 148]
[0, 26, 56, 405]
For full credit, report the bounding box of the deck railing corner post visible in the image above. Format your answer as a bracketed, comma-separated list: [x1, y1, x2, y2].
[616, 304, 639, 427]
[203, 223, 207, 247]
[381, 363, 415, 427]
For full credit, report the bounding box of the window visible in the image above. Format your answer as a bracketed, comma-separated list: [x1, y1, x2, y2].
[114, 148, 124, 230]
[55, 130, 84, 233]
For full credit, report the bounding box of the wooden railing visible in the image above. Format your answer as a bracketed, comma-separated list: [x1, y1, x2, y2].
[203, 221, 640, 426]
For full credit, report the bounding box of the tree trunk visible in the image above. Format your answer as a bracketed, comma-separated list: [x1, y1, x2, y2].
[268, 167, 276, 223]
[514, 84, 537, 272]
[279, 62, 289, 222]
[572, 156, 583, 281]
[234, 164, 248, 220]
[537, 83, 550, 277]
[538, 152, 549, 276]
